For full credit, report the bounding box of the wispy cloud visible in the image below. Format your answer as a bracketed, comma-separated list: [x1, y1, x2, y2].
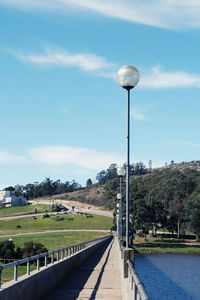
[8, 47, 200, 89]
[10, 47, 113, 73]
[1, 0, 200, 29]
[140, 65, 200, 89]
[29, 146, 124, 170]
[0, 151, 27, 164]
[62, 105, 72, 114]
[131, 105, 146, 121]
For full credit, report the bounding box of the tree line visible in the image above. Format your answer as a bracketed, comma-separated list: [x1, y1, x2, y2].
[96, 161, 149, 185]
[5, 177, 82, 200]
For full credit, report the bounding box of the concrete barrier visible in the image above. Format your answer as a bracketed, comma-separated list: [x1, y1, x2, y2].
[0, 235, 112, 300]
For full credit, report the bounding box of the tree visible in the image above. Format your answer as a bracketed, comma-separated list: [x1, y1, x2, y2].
[190, 209, 200, 239]
[4, 186, 15, 192]
[148, 160, 152, 172]
[96, 170, 107, 184]
[0, 241, 22, 259]
[86, 178, 93, 187]
[22, 242, 48, 258]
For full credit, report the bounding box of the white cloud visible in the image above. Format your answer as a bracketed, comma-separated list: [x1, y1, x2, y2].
[62, 105, 72, 114]
[29, 146, 124, 170]
[1, 0, 200, 29]
[0, 151, 27, 164]
[140, 65, 200, 89]
[9, 47, 200, 89]
[131, 105, 146, 121]
[10, 47, 113, 72]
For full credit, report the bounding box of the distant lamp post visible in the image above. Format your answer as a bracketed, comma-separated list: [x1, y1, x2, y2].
[117, 166, 126, 240]
[117, 65, 140, 248]
[116, 196, 121, 238]
[116, 202, 120, 237]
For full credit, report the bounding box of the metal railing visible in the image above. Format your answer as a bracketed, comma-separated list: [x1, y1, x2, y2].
[128, 260, 149, 300]
[0, 235, 111, 288]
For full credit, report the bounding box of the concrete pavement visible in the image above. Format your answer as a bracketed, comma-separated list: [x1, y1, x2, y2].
[42, 236, 123, 300]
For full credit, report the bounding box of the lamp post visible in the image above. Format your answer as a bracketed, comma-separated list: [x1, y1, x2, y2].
[116, 194, 121, 238]
[117, 65, 140, 248]
[117, 166, 126, 239]
[116, 203, 120, 237]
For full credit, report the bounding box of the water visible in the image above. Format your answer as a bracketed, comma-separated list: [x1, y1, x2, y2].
[135, 253, 200, 300]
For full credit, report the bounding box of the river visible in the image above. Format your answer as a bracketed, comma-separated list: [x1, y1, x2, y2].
[135, 253, 200, 300]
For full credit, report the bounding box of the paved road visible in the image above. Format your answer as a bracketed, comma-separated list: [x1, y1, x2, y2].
[42, 236, 122, 300]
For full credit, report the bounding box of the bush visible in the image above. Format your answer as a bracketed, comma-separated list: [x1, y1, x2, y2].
[66, 217, 73, 221]
[86, 214, 93, 218]
[42, 213, 50, 218]
[16, 225, 22, 229]
[54, 217, 64, 221]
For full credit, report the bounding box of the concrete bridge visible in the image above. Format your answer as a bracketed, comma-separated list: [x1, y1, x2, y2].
[0, 235, 149, 300]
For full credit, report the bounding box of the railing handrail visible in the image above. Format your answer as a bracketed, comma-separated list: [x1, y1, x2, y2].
[0, 235, 110, 271]
[128, 260, 150, 300]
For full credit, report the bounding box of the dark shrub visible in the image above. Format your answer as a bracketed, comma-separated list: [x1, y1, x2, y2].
[42, 213, 50, 218]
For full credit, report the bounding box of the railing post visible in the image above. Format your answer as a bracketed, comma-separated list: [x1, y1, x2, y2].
[57, 251, 59, 262]
[51, 253, 54, 264]
[133, 284, 137, 300]
[123, 248, 134, 278]
[27, 261, 30, 275]
[14, 265, 18, 281]
[131, 275, 133, 290]
[0, 268, 2, 288]
[45, 255, 48, 267]
[37, 258, 40, 271]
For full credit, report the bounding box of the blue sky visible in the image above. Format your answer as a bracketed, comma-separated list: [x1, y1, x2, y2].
[0, 0, 200, 188]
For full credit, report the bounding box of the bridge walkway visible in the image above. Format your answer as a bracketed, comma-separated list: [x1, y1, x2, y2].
[42, 236, 123, 300]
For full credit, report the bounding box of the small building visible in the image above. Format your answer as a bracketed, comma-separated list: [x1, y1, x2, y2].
[0, 190, 28, 207]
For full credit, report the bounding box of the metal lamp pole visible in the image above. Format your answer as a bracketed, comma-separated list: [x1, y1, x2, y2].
[117, 166, 126, 240]
[117, 65, 140, 248]
[116, 205, 120, 237]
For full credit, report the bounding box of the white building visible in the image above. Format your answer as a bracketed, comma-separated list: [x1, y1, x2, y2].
[0, 190, 28, 207]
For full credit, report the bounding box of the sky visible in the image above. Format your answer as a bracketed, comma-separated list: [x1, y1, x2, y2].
[0, 0, 200, 188]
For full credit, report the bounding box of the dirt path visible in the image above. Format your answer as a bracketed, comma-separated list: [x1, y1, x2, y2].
[32, 199, 113, 218]
[0, 229, 111, 238]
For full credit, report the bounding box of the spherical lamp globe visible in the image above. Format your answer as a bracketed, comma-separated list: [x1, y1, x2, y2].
[117, 193, 121, 200]
[117, 166, 126, 177]
[117, 65, 139, 90]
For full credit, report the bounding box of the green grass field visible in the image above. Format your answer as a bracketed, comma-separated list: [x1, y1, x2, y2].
[0, 231, 108, 250]
[0, 204, 51, 218]
[0, 214, 113, 235]
[134, 235, 200, 254]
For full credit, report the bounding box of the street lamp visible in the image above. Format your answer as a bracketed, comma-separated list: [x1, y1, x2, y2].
[116, 203, 120, 237]
[117, 65, 140, 248]
[117, 166, 126, 240]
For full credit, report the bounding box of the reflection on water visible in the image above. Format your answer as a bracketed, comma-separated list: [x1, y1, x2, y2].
[135, 253, 200, 300]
